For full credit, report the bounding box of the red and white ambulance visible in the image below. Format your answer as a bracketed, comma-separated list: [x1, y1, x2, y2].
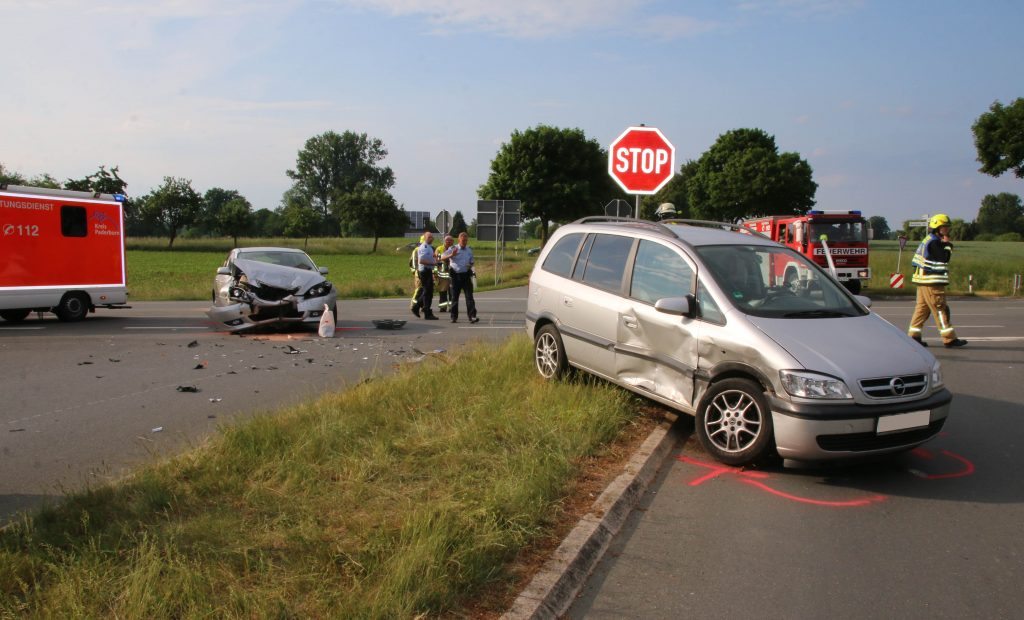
[1, 184, 129, 322]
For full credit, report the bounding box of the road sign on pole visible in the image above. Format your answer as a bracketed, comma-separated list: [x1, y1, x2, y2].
[604, 199, 632, 218]
[435, 209, 452, 235]
[890, 273, 905, 289]
[608, 126, 676, 195]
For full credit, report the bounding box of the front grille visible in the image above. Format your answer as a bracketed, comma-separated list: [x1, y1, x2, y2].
[859, 374, 928, 399]
[251, 283, 297, 301]
[816, 419, 945, 452]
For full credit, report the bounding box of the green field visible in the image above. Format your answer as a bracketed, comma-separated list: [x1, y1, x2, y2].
[866, 240, 1024, 296]
[125, 237, 539, 301]
[124, 236, 1023, 301]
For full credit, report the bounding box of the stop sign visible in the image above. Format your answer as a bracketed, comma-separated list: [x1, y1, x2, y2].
[608, 126, 676, 194]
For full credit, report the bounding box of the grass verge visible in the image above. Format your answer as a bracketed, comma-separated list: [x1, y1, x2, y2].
[0, 336, 657, 618]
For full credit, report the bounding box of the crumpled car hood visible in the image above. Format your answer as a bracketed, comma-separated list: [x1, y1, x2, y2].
[233, 258, 324, 292]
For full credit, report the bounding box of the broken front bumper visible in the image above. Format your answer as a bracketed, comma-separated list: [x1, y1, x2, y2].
[207, 293, 336, 332]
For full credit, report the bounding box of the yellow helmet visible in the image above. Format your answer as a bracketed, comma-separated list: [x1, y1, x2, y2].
[929, 214, 951, 229]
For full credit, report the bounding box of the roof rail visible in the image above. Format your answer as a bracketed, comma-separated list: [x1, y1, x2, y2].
[571, 215, 678, 239]
[660, 218, 772, 240]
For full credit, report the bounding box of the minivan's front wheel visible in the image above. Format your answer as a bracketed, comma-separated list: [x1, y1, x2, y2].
[534, 324, 568, 380]
[697, 378, 774, 466]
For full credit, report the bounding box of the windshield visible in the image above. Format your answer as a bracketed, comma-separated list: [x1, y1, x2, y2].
[809, 220, 866, 243]
[237, 250, 317, 270]
[695, 244, 866, 319]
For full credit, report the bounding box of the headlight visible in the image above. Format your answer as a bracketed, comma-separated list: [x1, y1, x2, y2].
[931, 361, 943, 389]
[305, 281, 333, 298]
[779, 370, 852, 400]
[228, 286, 252, 302]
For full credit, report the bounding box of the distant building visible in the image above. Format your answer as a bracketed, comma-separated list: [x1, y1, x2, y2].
[405, 210, 430, 237]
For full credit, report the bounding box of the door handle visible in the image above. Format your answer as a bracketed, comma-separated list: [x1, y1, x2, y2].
[623, 315, 638, 329]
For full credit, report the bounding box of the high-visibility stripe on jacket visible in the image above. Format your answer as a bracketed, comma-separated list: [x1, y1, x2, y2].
[911, 233, 952, 285]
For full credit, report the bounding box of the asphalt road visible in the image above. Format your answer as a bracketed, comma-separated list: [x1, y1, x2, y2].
[569, 297, 1024, 619]
[0, 288, 528, 521]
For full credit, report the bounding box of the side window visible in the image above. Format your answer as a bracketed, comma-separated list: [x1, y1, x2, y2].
[697, 279, 725, 324]
[777, 224, 786, 242]
[571, 235, 596, 282]
[629, 240, 693, 304]
[580, 234, 633, 292]
[541, 233, 584, 278]
[61, 206, 87, 237]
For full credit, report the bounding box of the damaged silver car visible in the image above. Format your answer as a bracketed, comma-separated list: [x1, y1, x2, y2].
[207, 247, 337, 332]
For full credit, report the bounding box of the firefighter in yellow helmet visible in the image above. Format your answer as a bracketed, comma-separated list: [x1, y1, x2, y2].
[907, 214, 967, 348]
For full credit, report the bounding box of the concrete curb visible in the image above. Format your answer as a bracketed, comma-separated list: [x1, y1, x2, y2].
[501, 420, 680, 620]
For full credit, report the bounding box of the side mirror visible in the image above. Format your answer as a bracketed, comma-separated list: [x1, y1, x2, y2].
[654, 295, 694, 318]
[794, 222, 805, 245]
[318, 266, 329, 275]
[854, 294, 872, 308]
[216, 266, 231, 275]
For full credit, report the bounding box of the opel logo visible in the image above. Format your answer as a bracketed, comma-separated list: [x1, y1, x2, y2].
[890, 377, 906, 396]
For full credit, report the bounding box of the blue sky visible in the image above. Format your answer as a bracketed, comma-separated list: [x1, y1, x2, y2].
[2, 0, 1021, 227]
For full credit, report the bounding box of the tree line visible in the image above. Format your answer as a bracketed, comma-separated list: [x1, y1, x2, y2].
[2, 97, 1020, 248]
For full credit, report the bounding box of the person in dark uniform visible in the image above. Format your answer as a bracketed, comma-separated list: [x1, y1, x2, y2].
[442, 232, 478, 323]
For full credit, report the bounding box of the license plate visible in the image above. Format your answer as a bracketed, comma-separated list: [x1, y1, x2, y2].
[877, 410, 930, 434]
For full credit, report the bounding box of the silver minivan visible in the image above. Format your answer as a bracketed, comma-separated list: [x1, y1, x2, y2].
[526, 217, 952, 465]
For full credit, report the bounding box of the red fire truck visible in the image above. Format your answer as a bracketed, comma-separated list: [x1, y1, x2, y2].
[742, 210, 871, 294]
[1, 184, 129, 322]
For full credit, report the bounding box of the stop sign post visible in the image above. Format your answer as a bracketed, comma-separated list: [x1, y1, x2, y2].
[608, 126, 676, 208]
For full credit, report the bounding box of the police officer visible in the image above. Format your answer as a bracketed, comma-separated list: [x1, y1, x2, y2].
[442, 232, 478, 323]
[412, 232, 439, 320]
[908, 214, 967, 348]
[655, 202, 677, 221]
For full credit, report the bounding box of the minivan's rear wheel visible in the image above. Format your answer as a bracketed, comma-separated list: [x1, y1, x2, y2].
[1, 309, 31, 322]
[534, 324, 568, 380]
[696, 378, 774, 466]
[55, 293, 90, 322]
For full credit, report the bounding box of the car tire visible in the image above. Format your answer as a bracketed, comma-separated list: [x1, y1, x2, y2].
[534, 324, 568, 380]
[54, 293, 90, 322]
[0, 309, 31, 322]
[696, 378, 774, 466]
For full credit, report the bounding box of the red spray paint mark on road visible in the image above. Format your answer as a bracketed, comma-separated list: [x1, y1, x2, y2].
[908, 448, 975, 480]
[677, 455, 887, 508]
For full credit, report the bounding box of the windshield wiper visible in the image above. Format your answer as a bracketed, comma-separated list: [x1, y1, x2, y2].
[782, 310, 854, 318]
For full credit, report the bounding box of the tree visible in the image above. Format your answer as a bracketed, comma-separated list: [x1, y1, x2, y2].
[281, 191, 320, 248]
[972, 98, 1024, 179]
[976, 192, 1024, 235]
[64, 165, 127, 195]
[451, 210, 468, 236]
[334, 187, 408, 252]
[0, 162, 26, 185]
[28, 173, 61, 189]
[201, 188, 243, 236]
[142, 177, 203, 248]
[479, 125, 615, 244]
[251, 208, 285, 237]
[286, 130, 396, 234]
[868, 216, 891, 240]
[218, 196, 253, 246]
[686, 128, 817, 222]
[64, 165, 136, 229]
